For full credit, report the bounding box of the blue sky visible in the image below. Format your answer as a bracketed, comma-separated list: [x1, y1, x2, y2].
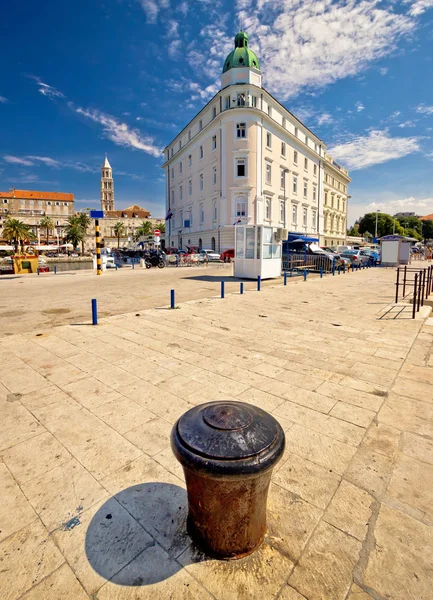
[1, 0, 433, 224]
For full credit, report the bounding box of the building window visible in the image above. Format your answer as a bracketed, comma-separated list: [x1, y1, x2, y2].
[47, 201, 51, 206]
[225, 96, 230, 109]
[280, 202, 284, 222]
[63, 202, 68, 206]
[293, 150, 298, 165]
[312, 210, 317, 232]
[251, 96, 257, 107]
[304, 158, 308, 170]
[212, 135, 217, 150]
[293, 176, 298, 194]
[265, 163, 272, 184]
[266, 132, 272, 148]
[199, 238, 202, 250]
[178, 141, 182, 151]
[324, 191, 328, 205]
[200, 204, 204, 224]
[280, 169, 285, 189]
[294, 127, 298, 138]
[213, 202, 217, 220]
[180, 210, 183, 228]
[199, 145, 203, 159]
[236, 200, 246, 217]
[236, 123, 246, 138]
[342, 200, 346, 212]
[211, 237, 216, 251]
[303, 207, 308, 228]
[313, 164, 317, 176]
[315, 143, 318, 153]
[3, 199, 8, 203]
[282, 117, 287, 129]
[189, 180, 192, 195]
[171, 189, 175, 204]
[199, 119, 203, 131]
[212, 167, 217, 185]
[188, 154, 192, 167]
[292, 204, 297, 226]
[170, 148, 174, 157]
[303, 182, 308, 198]
[313, 186, 316, 202]
[179, 162, 183, 174]
[268, 105, 272, 117]
[265, 198, 271, 220]
[237, 93, 246, 106]
[179, 185, 183, 200]
[212, 106, 217, 119]
[171, 168, 174, 178]
[281, 142, 286, 157]
[199, 174, 204, 191]
[236, 158, 246, 177]
[188, 130, 191, 141]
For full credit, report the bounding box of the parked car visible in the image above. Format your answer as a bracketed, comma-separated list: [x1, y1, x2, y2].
[200, 249, 221, 262]
[340, 249, 370, 266]
[360, 248, 380, 264]
[220, 249, 234, 263]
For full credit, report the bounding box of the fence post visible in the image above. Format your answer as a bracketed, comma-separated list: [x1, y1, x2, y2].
[240, 282, 244, 295]
[395, 268, 400, 304]
[320, 267, 323, 279]
[413, 273, 417, 319]
[170, 289, 175, 309]
[257, 276, 261, 291]
[132, 260, 135, 270]
[421, 269, 426, 305]
[92, 298, 98, 325]
[403, 265, 407, 297]
[332, 258, 336, 276]
[417, 271, 422, 312]
[284, 272, 287, 286]
[221, 281, 225, 299]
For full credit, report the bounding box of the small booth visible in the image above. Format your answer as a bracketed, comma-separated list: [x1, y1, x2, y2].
[380, 235, 414, 266]
[234, 225, 285, 279]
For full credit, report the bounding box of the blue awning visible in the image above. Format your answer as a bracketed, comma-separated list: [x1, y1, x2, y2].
[287, 233, 319, 243]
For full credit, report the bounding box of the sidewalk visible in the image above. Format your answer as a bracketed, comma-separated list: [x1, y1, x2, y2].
[0, 266, 432, 599]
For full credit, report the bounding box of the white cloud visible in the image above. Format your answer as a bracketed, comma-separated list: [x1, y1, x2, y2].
[236, 0, 416, 99]
[398, 120, 415, 128]
[355, 102, 365, 112]
[317, 113, 333, 126]
[167, 19, 182, 58]
[328, 129, 420, 170]
[177, 1, 188, 15]
[379, 67, 388, 76]
[136, 0, 169, 24]
[29, 76, 65, 99]
[0, 96, 8, 103]
[416, 104, 433, 115]
[405, 0, 433, 16]
[3, 155, 35, 166]
[27, 156, 62, 167]
[75, 107, 163, 157]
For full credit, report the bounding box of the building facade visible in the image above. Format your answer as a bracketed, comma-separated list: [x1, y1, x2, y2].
[163, 31, 349, 252]
[322, 154, 351, 247]
[0, 189, 74, 241]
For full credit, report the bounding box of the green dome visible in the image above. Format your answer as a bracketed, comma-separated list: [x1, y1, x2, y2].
[222, 31, 261, 73]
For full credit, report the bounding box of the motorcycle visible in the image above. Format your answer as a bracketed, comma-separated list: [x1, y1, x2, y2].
[144, 251, 165, 269]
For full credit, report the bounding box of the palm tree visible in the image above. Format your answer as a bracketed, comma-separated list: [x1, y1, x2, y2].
[64, 217, 84, 252]
[2, 218, 35, 253]
[155, 222, 165, 234]
[113, 222, 126, 248]
[75, 212, 91, 255]
[39, 216, 54, 246]
[134, 220, 152, 241]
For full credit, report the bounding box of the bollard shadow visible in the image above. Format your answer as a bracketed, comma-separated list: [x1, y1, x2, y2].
[183, 275, 249, 282]
[85, 482, 195, 586]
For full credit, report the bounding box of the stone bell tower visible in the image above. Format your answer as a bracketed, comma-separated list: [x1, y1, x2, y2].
[100, 155, 114, 211]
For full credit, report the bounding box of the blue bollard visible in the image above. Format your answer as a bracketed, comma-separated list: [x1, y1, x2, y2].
[170, 289, 175, 309]
[303, 269, 307, 281]
[284, 272, 287, 286]
[332, 259, 336, 276]
[54, 266, 57, 275]
[92, 298, 98, 325]
[37, 268, 40, 276]
[116, 264, 118, 271]
[343, 264, 346, 274]
[290, 267, 293, 278]
[257, 275, 261, 291]
[240, 282, 244, 294]
[320, 267, 323, 279]
[221, 281, 225, 299]
[338, 266, 341, 275]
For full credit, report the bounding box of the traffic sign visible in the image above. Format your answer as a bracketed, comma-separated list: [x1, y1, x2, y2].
[154, 237, 161, 246]
[90, 210, 104, 219]
[154, 229, 161, 237]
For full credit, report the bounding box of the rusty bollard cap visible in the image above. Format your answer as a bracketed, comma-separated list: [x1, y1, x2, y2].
[171, 401, 285, 478]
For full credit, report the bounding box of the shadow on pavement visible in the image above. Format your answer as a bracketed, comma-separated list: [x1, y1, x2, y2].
[85, 482, 193, 586]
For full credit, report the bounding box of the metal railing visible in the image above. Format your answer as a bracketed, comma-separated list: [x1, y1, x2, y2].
[282, 253, 334, 274]
[395, 265, 433, 319]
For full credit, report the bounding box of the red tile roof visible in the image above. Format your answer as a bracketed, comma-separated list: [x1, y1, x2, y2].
[420, 214, 433, 221]
[0, 189, 74, 201]
[105, 204, 151, 219]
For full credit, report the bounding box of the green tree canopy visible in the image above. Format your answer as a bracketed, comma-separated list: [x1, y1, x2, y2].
[64, 217, 84, 251]
[155, 222, 165, 234]
[358, 212, 404, 237]
[394, 216, 423, 236]
[421, 220, 433, 241]
[134, 220, 153, 240]
[39, 216, 54, 245]
[113, 222, 126, 248]
[2, 218, 35, 252]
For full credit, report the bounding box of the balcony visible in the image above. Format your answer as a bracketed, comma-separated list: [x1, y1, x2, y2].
[17, 209, 46, 216]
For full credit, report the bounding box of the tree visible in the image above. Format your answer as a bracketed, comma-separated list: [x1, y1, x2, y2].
[64, 217, 84, 251]
[358, 212, 404, 237]
[2, 218, 35, 253]
[113, 222, 126, 248]
[155, 221, 165, 234]
[134, 220, 152, 241]
[39, 216, 54, 246]
[346, 226, 358, 237]
[395, 216, 423, 237]
[405, 227, 422, 241]
[421, 220, 433, 241]
[75, 212, 91, 255]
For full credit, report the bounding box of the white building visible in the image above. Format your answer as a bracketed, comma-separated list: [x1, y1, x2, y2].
[322, 154, 351, 247]
[163, 31, 348, 252]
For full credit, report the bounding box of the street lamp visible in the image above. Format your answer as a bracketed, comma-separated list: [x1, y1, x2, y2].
[375, 209, 381, 239]
[282, 168, 290, 229]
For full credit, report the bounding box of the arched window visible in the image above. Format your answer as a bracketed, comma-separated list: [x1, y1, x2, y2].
[211, 237, 216, 251]
[179, 236, 182, 249]
[199, 238, 202, 250]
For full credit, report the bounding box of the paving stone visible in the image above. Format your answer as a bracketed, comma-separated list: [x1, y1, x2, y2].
[361, 422, 400, 457]
[402, 431, 433, 465]
[347, 583, 375, 599]
[124, 417, 172, 457]
[387, 452, 433, 520]
[345, 446, 394, 497]
[364, 504, 433, 600]
[178, 541, 293, 600]
[0, 366, 51, 395]
[330, 401, 376, 428]
[20, 563, 89, 599]
[378, 395, 433, 437]
[92, 396, 155, 434]
[52, 496, 152, 595]
[19, 386, 71, 411]
[278, 586, 308, 600]
[392, 378, 433, 403]
[1, 431, 71, 485]
[0, 520, 64, 600]
[45, 363, 88, 386]
[289, 521, 361, 600]
[284, 423, 357, 475]
[324, 480, 373, 541]
[117, 381, 193, 423]
[0, 401, 44, 451]
[267, 482, 323, 561]
[22, 458, 108, 532]
[237, 387, 286, 412]
[316, 380, 383, 412]
[63, 376, 122, 409]
[0, 463, 37, 543]
[282, 387, 338, 413]
[92, 364, 141, 389]
[96, 542, 213, 599]
[273, 452, 341, 510]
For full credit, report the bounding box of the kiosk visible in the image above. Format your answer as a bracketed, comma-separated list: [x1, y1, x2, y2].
[380, 235, 414, 266]
[234, 225, 286, 280]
